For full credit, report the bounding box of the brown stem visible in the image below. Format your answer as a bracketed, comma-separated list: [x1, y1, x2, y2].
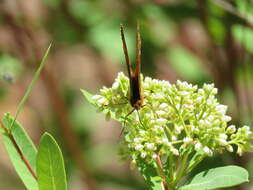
[0, 120, 38, 180]
[156, 155, 169, 190]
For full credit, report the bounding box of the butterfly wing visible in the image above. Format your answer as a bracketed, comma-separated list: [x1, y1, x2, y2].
[120, 24, 143, 109]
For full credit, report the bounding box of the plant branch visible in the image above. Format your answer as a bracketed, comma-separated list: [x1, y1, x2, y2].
[209, 0, 253, 29]
[156, 155, 169, 190]
[0, 120, 38, 180]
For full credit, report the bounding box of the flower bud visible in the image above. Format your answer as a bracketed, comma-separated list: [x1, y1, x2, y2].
[226, 145, 233, 152]
[203, 146, 213, 157]
[226, 125, 236, 134]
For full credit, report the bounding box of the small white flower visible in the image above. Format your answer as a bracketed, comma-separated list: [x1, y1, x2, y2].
[219, 139, 228, 146]
[92, 95, 101, 100]
[156, 110, 166, 116]
[184, 104, 194, 110]
[183, 137, 193, 144]
[153, 125, 163, 132]
[223, 115, 231, 122]
[206, 98, 212, 105]
[198, 89, 204, 94]
[155, 93, 164, 99]
[134, 137, 142, 143]
[219, 133, 228, 140]
[199, 120, 205, 126]
[175, 126, 183, 134]
[196, 96, 203, 103]
[112, 81, 119, 89]
[237, 146, 243, 156]
[204, 84, 214, 91]
[212, 88, 218, 94]
[216, 105, 227, 115]
[162, 138, 169, 143]
[143, 83, 149, 88]
[226, 125, 236, 133]
[98, 97, 108, 104]
[141, 152, 147, 158]
[171, 148, 179, 156]
[146, 143, 155, 150]
[139, 130, 145, 135]
[203, 146, 213, 156]
[171, 136, 177, 141]
[156, 118, 167, 125]
[135, 144, 144, 151]
[180, 91, 189, 96]
[226, 145, 233, 152]
[152, 154, 158, 159]
[159, 103, 169, 109]
[189, 125, 195, 132]
[207, 115, 214, 121]
[195, 142, 202, 150]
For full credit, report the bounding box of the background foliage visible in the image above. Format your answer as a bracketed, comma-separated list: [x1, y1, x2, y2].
[0, 0, 253, 189]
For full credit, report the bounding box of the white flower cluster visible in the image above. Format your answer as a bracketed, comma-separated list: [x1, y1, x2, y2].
[92, 72, 253, 162]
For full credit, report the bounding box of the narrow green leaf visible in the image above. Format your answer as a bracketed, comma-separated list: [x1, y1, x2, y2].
[11, 44, 52, 131]
[179, 165, 249, 190]
[36, 133, 67, 190]
[2, 113, 38, 190]
[80, 89, 96, 105]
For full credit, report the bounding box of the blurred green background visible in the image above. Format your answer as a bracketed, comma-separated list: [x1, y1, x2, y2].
[0, 0, 253, 189]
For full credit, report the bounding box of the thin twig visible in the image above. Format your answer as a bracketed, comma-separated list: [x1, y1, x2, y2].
[0, 120, 38, 180]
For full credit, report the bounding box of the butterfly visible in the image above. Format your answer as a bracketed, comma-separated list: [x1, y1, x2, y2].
[120, 24, 144, 122]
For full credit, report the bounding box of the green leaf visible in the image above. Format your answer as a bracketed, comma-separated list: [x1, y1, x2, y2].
[1, 113, 38, 190]
[179, 165, 249, 190]
[36, 133, 67, 190]
[80, 89, 96, 105]
[11, 44, 51, 131]
[137, 158, 163, 190]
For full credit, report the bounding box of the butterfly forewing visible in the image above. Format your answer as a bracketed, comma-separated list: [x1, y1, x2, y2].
[120, 24, 144, 110]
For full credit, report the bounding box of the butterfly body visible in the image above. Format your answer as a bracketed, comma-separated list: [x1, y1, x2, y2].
[120, 24, 144, 110]
[129, 70, 143, 109]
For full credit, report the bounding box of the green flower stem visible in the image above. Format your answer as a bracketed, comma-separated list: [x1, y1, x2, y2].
[173, 153, 189, 187]
[186, 154, 205, 174]
[168, 154, 175, 188]
[165, 96, 190, 136]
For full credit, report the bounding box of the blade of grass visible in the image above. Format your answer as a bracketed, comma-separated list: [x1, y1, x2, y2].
[10, 44, 52, 132]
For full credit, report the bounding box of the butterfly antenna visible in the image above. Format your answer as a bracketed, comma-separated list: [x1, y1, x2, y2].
[136, 23, 141, 75]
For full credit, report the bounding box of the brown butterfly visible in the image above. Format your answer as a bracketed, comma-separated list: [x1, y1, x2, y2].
[120, 24, 144, 114]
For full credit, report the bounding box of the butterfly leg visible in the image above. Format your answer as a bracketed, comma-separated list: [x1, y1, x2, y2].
[119, 108, 135, 137]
